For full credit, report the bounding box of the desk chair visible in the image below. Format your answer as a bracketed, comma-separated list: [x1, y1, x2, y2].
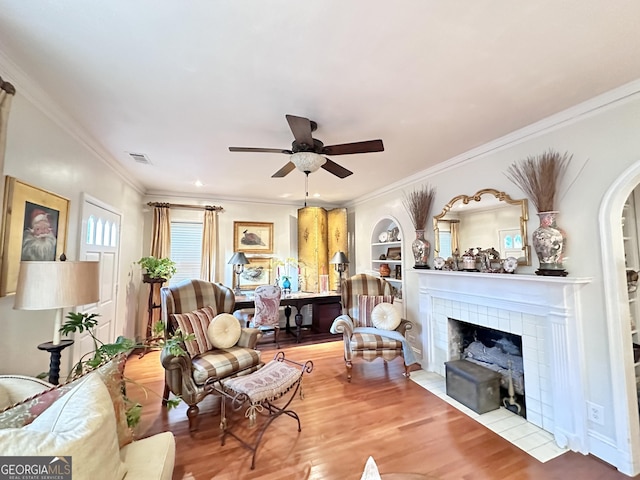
[249, 285, 282, 348]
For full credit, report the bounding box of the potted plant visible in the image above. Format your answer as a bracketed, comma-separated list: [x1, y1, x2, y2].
[59, 312, 188, 427]
[137, 256, 177, 283]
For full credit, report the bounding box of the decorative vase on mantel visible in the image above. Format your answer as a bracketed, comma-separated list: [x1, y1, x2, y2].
[412, 229, 431, 269]
[532, 211, 567, 276]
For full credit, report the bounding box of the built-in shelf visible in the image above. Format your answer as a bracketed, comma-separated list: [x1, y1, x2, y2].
[623, 191, 640, 424]
[371, 216, 405, 317]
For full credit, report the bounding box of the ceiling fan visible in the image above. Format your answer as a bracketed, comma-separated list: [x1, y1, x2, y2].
[228, 114, 384, 179]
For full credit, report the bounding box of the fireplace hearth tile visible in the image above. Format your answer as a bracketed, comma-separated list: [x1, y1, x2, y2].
[410, 370, 568, 463]
[487, 415, 527, 433]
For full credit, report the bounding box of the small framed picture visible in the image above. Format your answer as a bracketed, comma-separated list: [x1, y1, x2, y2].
[235, 257, 273, 290]
[395, 264, 402, 280]
[386, 247, 401, 261]
[233, 221, 274, 254]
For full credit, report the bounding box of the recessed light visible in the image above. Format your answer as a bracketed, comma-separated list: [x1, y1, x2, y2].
[313, 193, 321, 198]
[194, 180, 203, 187]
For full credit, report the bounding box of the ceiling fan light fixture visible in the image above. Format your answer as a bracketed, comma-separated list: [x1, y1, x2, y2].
[290, 151, 326, 173]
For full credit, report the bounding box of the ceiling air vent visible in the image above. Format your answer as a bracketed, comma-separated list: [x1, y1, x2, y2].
[128, 152, 152, 165]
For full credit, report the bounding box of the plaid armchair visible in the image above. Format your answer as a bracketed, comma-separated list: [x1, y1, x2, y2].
[330, 274, 413, 382]
[160, 279, 263, 431]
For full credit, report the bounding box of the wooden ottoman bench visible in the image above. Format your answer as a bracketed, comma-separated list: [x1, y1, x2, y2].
[209, 351, 313, 469]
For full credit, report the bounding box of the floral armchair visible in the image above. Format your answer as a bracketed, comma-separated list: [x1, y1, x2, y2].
[160, 279, 263, 431]
[330, 273, 414, 382]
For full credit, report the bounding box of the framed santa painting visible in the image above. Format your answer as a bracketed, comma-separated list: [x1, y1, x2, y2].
[0, 176, 69, 296]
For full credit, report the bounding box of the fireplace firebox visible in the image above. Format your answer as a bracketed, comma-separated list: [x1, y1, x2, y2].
[448, 318, 526, 417]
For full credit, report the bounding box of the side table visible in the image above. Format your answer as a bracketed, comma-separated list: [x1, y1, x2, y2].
[37, 339, 74, 385]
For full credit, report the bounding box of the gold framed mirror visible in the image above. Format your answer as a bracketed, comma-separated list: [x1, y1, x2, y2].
[433, 188, 531, 266]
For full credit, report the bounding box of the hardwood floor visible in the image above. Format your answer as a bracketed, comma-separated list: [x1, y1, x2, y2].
[125, 340, 636, 480]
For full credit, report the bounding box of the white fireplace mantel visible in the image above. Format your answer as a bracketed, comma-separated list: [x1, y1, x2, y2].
[416, 270, 592, 452]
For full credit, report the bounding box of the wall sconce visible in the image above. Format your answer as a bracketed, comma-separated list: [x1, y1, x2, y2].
[13, 260, 100, 385]
[228, 252, 249, 295]
[330, 251, 349, 294]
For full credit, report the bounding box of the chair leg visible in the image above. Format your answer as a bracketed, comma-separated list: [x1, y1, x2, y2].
[274, 326, 280, 349]
[346, 360, 353, 382]
[162, 382, 170, 406]
[187, 404, 200, 432]
[404, 363, 411, 378]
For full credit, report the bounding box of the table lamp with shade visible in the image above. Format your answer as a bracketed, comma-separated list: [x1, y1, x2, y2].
[228, 252, 249, 296]
[13, 259, 100, 385]
[330, 251, 349, 294]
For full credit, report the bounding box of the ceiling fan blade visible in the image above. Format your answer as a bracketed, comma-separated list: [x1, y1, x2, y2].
[285, 114, 314, 147]
[272, 161, 296, 178]
[229, 147, 292, 154]
[322, 139, 384, 156]
[321, 158, 353, 178]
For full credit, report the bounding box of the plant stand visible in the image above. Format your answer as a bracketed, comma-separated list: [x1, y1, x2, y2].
[210, 352, 313, 470]
[142, 275, 165, 357]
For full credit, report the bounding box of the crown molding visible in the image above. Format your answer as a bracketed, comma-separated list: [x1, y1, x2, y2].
[350, 79, 640, 207]
[0, 48, 145, 195]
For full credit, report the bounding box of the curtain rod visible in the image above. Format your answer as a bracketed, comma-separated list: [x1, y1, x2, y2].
[147, 202, 224, 212]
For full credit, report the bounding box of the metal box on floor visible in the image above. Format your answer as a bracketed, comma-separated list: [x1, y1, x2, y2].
[445, 359, 501, 414]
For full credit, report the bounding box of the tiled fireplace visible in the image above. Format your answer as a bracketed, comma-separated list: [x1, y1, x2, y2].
[417, 270, 591, 453]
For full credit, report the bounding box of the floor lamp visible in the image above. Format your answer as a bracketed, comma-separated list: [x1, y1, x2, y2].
[330, 251, 349, 294]
[14, 260, 100, 385]
[228, 252, 249, 296]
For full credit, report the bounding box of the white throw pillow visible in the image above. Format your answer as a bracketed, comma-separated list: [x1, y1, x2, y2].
[208, 313, 242, 349]
[370, 302, 401, 331]
[0, 373, 128, 480]
[360, 456, 382, 480]
[0, 384, 11, 410]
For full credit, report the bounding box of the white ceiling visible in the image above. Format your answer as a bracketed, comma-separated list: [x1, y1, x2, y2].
[1, 1, 639, 206]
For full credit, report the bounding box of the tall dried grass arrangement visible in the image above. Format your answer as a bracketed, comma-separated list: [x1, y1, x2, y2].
[504, 150, 572, 212]
[403, 185, 435, 231]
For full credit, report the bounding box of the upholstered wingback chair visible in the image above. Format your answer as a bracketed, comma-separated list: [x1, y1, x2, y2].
[160, 279, 263, 431]
[330, 274, 413, 382]
[250, 285, 282, 348]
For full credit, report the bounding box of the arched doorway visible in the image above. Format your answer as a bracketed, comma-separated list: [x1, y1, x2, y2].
[600, 160, 640, 476]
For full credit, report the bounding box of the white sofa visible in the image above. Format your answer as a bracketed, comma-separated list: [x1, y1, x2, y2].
[0, 373, 175, 480]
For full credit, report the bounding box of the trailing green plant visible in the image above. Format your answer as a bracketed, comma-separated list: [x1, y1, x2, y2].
[137, 255, 177, 280]
[59, 312, 192, 427]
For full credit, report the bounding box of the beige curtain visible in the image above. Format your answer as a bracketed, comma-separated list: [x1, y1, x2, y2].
[0, 76, 16, 211]
[450, 220, 460, 256]
[148, 204, 171, 335]
[200, 208, 218, 281]
[150, 204, 171, 258]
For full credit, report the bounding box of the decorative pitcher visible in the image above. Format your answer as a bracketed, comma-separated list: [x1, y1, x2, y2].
[412, 229, 430, 269]
[532, 211, 567, 276]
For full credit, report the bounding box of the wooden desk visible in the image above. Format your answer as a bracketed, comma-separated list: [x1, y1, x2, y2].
[234, 291, 342, 343]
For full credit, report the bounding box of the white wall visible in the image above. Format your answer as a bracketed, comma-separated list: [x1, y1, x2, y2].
[0, 87, 145, 378]
[349, 85, 640, 471]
